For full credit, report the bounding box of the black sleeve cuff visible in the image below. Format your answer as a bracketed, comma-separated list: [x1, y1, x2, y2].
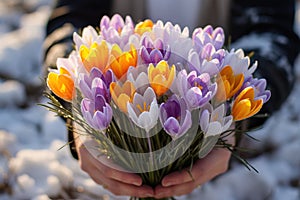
[66, 119, 79, 160]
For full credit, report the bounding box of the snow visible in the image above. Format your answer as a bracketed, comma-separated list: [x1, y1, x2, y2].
[0, 80, 26, 107]
[0, 1, 299, 200]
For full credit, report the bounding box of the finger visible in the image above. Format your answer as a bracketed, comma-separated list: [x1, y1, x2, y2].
[94, 159, 143, 186]
[93, 175, 155, 198]
[155, 181, 201, 199]
[78, 144, 143, 186]
[162, 147, 231, 187]
[92, 157, 143, 186]
[79, 159, 153, 198]
[161, 168, 194, 187]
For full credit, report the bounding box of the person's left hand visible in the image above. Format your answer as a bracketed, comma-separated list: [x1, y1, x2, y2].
[154, 136, 234, 199]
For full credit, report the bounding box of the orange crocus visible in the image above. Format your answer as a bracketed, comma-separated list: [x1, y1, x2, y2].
[108, 44, 137, 80]
[148, 60, 175, 96]
[216, 65, 244, 102]
[79, 40, 109, 72]
[47, 67, 74, 102]
[135, 19, 153, 35]
[110, 80, 136, 113]
[232, 87, 263, 121]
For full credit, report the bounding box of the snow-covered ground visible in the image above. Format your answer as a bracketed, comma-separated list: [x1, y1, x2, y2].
[0, 1, 299, 199]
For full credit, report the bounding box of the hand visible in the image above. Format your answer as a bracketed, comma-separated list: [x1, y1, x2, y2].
[154, 134, 235, 199]
[73, 131, 154, 198]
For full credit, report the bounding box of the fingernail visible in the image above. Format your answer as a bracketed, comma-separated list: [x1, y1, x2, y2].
[162, 181, 173, 187]
[133, 181, 141, 186]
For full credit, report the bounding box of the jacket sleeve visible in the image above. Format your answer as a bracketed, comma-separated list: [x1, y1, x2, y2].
[43, 0, 112, 159]
[229, 0, 300, 127]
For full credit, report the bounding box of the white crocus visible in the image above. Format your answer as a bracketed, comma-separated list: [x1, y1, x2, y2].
[152, 20, 193, 66]
[127, 87, 158, 132]
[199, 103, 233, 137]
[223, 48, 257, 79]
[55, 51, 85, 81]
[73, 26, 102, 50]
[127, 65, 149, 94]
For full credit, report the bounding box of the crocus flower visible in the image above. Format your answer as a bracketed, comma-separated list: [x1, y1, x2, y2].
[176, 70, 217, 110]
[232, 86, 263, 121]
[188, 43, 225, 76]
[47, 67, 74, 102]
[152, 20, 193, 66]
[92, 77, 111, 101]
[81, 95, 112, 131]
[238, 77, 271, 103]
[101, 14, 127, 33]
[159, 95, 192, 140]
[153, 21, 190, 43]
[135, 19, 154, 36]
[127, 87, 158, 132]
[109, 44, 137, 80]
[100, 14, 135, 48]
[223, 49, 257, 79]
[199, 103, 233, 137]
[73, 26, 102, 51]
[110, 80, 136, 113]
[215, 65, 244, 102]
[140, 36, 171, 65]
[148, 60, 176, 96]
[192, 25, 225, 51]
[78, 67, 114, 101]
[79, 40, 109, 72]
[55, 51, 82, 79]
[127, 65, 149, 94]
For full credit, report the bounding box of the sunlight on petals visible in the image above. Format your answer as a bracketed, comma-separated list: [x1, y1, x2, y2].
[79, 41, 109, 72]
[216, 65, 244, 102]
[110, 81, 136, 113]
[109, 44, 137, 79]
[232, 87, 263, 121]
[135, 19, 154, 35]
[47, 68, 74, 102]
[148, 60, 175, 96]
[127, 87, 158, 132]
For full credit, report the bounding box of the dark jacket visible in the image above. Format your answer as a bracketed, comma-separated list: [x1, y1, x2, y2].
[43, 0, 300, 159]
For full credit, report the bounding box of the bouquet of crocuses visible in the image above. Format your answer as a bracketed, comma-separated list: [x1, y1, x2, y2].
[43, 14, 270, 200]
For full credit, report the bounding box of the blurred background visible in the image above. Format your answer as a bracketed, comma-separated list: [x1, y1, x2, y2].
[0, 0, 299, 199]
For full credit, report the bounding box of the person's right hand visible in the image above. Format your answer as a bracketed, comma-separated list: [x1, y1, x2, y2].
[73, 131, 155, 198]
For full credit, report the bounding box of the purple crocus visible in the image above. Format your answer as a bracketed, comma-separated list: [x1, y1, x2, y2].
[192, 25, 225, 51]
[159, 95, 192, 140]
[81, 95, 112, 131]
[78, 67, 114, 102]
[188, 43, 225, 76]
[100, 14, 134, 48]
[176, 70, 217, 110]
[238, 76, 271, 103]
[140, 36, 171, 65]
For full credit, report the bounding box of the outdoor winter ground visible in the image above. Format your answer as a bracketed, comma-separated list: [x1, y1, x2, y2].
[0, 1, 299, 200]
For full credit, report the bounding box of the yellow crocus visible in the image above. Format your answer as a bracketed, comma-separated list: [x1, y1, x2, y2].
[232, 87, 263, 121]
[110, 80, 136, 113]
[47, 67, 74, 102]
[135, 19, 153, 35]
[79, 40, 109, 72]
[216, 65, 244, 102]
[108, 44, 137, 80]
[148, 60, 175, 96]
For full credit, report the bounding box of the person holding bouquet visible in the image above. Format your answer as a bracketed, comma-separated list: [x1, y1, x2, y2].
[43, 0, 299, 199]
